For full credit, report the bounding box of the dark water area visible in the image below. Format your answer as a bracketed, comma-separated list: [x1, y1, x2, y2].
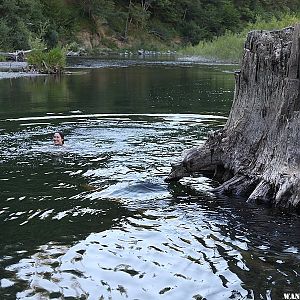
[0, 56, 234, 118]
[0, 57, 299, 300]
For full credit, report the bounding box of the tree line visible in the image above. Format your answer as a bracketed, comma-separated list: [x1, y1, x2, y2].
[0, 0, 299, 51]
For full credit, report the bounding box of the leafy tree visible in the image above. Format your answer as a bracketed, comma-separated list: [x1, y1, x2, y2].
[44, 30, 59, 49]
[130, 2, 151, 28]
[40, 0, 79, 42]
[0, 20, 10, 50]
[74, 0, 115, 23]
[0, 0, 44, 50]
[0, 0, 299, 51]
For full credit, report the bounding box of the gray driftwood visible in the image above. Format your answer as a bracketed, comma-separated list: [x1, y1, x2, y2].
[166, 24, 300, 212]
[0, 50, 32, 61]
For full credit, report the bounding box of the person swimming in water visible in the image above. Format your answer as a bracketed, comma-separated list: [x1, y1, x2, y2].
[53, 131, 64, 146]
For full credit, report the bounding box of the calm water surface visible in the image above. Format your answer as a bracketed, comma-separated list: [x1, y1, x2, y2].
[0, 57, 299, 300]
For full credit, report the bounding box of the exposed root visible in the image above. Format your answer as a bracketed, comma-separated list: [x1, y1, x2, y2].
[247, 180, 274, 204]
[212, 174, 258, 197]
[274, 178, 300, 210]
[165, 141, 223, 182]
[165, 163, 190, 182]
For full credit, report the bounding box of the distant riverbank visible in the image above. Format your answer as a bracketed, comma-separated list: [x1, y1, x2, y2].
[0, 62, 41, 80]
[0, 56, 238, 80]
[0, 61, 28, 71]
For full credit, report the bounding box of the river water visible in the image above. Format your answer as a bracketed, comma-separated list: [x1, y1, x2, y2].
[0, 56, 299, 300]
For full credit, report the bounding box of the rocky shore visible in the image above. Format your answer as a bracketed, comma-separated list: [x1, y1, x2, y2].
[0, 62, 42, 80]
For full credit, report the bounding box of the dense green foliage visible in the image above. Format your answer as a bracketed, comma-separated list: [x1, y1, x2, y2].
[0, 0, 299, 51]
[27, 47, 66, 73]
[181, 13, 300, 62]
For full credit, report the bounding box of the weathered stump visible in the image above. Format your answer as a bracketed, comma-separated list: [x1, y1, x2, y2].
[166, 24, 300, 212]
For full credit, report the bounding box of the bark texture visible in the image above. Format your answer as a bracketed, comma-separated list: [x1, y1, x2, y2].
[166, 24, 300, 211]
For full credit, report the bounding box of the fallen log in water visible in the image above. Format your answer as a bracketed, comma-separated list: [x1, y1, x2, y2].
[166, 24, 300, 212]
[0, 50, 33, 61]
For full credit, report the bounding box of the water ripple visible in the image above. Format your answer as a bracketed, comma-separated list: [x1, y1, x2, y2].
[7, 212, 252, 299]
[0, 115, 299, 299]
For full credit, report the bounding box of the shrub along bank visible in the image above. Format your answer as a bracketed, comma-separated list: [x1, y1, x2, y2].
[180, 14, 300, 63]
[27, 47, 66, 73]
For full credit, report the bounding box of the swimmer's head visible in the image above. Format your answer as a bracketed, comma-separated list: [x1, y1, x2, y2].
[53, 132, 64, 146]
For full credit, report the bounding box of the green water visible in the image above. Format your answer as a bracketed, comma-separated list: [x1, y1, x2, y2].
[0, 58, 234, 117]
[0, 57, 299, 300]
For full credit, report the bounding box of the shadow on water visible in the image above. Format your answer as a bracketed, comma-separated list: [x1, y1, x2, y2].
[168, 181, 300, 299]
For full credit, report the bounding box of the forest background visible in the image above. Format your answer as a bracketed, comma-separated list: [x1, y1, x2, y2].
[0, 0, 300, 62]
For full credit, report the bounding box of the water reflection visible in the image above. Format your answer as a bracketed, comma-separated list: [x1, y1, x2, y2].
[0, 59, 236, 118]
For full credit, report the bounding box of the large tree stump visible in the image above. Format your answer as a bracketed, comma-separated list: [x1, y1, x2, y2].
[166, 24, 300, 212]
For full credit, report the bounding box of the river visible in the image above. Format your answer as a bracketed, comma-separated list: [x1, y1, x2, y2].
[0, 56, 299, 300]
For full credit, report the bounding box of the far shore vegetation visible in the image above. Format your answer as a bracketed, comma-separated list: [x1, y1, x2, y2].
[179, 13, 300, 63]
[0, 1, 299, 68]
